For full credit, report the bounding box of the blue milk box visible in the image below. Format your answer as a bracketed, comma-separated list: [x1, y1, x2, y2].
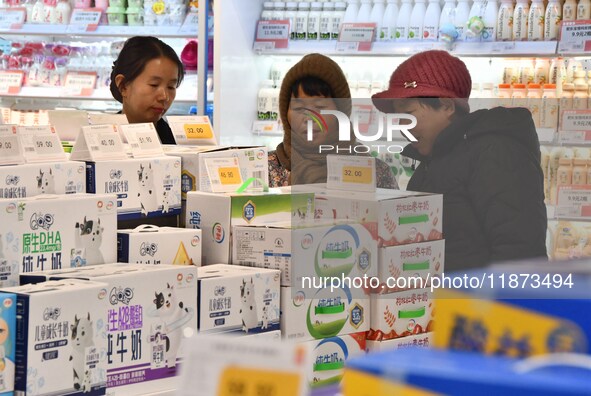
[0, 293, 16, 396]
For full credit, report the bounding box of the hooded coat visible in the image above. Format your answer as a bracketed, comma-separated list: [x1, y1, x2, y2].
[402, 107, 548, 270]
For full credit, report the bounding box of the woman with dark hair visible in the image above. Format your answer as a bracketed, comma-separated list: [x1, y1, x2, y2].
[110, 36, 185, 144]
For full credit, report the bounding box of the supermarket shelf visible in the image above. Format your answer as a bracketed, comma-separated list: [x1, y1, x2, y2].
[255, 40, 559, 57]
[0, 24, 194, 38]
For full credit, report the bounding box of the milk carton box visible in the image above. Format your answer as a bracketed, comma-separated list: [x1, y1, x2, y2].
[0, 193, 117, 287]
[117, 226, 202, 266]
[0, 293, 16, 395]
[0, 161, 86, 199]
[86, 157, 181, 220]
[306, 184, 443, 247]
[366, 332, 434, 352]
[198, 264, 280, 335]
[281, 287, 370, 342]
[367, 289, 434, 341]
[1, 279, 108, 396]
[21, 263, 198, 396]
[186, 188, 314, 264]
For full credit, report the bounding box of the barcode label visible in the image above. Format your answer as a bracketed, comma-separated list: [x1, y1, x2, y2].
[24, 147, 35, 152]
[131, 143, 140, 148]
[175, 135, 185, 139]
[573, 43, 584, 50]
[90, 146, 99, 151]
[242, 261, 258, 267]
[328, 175, 340, 181]
[251, 171, 264, 188]
[211, 179, 220, 185]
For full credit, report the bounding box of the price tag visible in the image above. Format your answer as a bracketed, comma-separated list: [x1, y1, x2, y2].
[217, 367, 301, 396]
[17, 126, 67, 163]
[70, 124, 126, 161]
[338, 23, 376, 51]
[491, 41, 516, 52]
[561, 110, 591, 131]
[204, 157, 243, 193]
[0, 71, 24, 95]
[179, 12, 198, 35]
[254, 20, 290, 50]
[168, 115, 217, 145]
[0, 125, 25, 165]
[0, 8, 26, 30]
[252, 120, 280, 136]
[67, 9, 102, 32]
[62, 71, 97, 97]
[558, 130, 591, 144]
[327, 154, 376, 192]
[558, 20, 591, 53]
[120, 123, 164, 158]
[556, 185, 591, 218]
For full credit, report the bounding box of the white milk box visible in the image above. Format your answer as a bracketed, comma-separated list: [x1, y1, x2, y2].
[367, 289, 434, 342]
[0, 193, 117, 287]
[303, 332, 366, 390]
[232, 222, 378, 288]
[86, 157, 181, 220]
[305, 184, 443, 247]
[281, 287, 370, 342]
[1, 279, 108, 396]
[0, 293, 16, 395]
[21, 263, 198, 396]
[186, 188, 314, 264]
[164, 145, 269, 196]
[198, 264, 280, 335]
[377, 240, 445, 293]
[366, 332, 434, 352]
[0, 161, 86, 199]
[117, 225, 202, 266]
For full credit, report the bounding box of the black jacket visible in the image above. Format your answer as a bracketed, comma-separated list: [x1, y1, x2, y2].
[402, 107, 548, 271]
[156, 118, 176, 144]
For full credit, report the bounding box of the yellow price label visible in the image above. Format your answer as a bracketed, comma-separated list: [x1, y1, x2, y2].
[217, 366, 302, 396]
[342, 166, 372, 184]
[218, 167, 241, 185]
[184, 123, 214, 139]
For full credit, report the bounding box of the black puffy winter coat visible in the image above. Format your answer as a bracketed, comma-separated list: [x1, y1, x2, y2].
[402, 107, 548, 271]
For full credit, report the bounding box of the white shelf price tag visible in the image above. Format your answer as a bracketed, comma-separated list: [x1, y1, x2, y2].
[168, 115, 217, 145]
[179, 12, 198, 35]
[0, 8, 26, 30]
[556, 185, 591, 218]
[70, 124, 126, 161]
[204, 157, 243, 193]
[17, 126, 66, 163]
[0, 71, 24, 95]
[561, 110, 591, 131]
[337, 23, 376, 52]
[251, 120, 280, 136]
[67, 9, 102, 32]
[0, 125, 25, 166]
[62, 71, 97, 97]
[254, 20, 290, 50]
[558, 20, 591, 53]
[120, 123, 164, 158]
[326, 154, 376, 192]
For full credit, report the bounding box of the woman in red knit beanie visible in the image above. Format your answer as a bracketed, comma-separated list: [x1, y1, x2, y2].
[373, 50, 547, 271]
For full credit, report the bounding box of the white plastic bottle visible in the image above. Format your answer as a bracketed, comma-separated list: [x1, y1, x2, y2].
[343, 0, 360, 22]
[261, 1, 275, 20]
[396, 0, 413, 39]
[545, 0, 562, 41]
[357, 0, 372, 21]
[381, 0, 399, 41]
[439, 0, 456, 34]
[497, 0, 514, 41]
[307, 2, 322, 40]
[482, 0, 498, 41]
[574, 83, 589, 110]
[513, 0, 529, 40]
[295, 2, 309, 40]
[563, 0, 577, 20]
[43, 0, 57, 23]
[423, 0, 442, 40]
[54, 0, 71, 24]
[528, 0, 545, 41]
[332, 2, 347, 39]
[257, 80, 275, 121]
[578, 0, 591, 19]
[273, 1, 286, 20]
[285, 2, 298, 40]
[534, 58, 550, 85]
[320, 2, 334, 40]
[541, 83, 558, 129]
[409, 0, 427, 40]
[370, 0, 386, 37]
[466, 0, 485, 41]
[454, 0, 471, 40]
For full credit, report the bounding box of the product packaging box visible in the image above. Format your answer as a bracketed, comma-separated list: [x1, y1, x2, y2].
[198, 264, 280, 335]
[21, 263, 198, 396]
[0, 293, 16, 395]
[367, 289, 433, 341]
[377, 240, 445, 292]
[0, 161, 86, 199]
[186, 188, 314, 264]
[281, 287, 370, 342]
[366, 332, 433, 353]
[306, 184, 443, 247]
[303, 332, 366, 390]
[117, 225, 202, 266]
[0, 193, 117, 287]
[164, 145, 269, 196]
[1, 279, 108, 396]
[86, 157, 181, 220]
[233, 222, 378, 288]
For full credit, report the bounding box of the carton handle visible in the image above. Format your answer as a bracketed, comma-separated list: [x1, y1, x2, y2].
[236, 177, 269, 193]
[133, 225, 161, 232]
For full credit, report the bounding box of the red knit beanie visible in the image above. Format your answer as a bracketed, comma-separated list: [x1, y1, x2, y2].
[372, 50, 472, 113]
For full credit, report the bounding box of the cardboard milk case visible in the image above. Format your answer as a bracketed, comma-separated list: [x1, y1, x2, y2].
[198, 264, 280, 335]
[86, 157, 181, 220]
[0, 293, 16, 395]
[0, 193, 117, 287]
[21, 264, 198, 396]
[117, 226, 202, 266]
[0, 279, 108, 396]
[0, 161, 86, 199]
